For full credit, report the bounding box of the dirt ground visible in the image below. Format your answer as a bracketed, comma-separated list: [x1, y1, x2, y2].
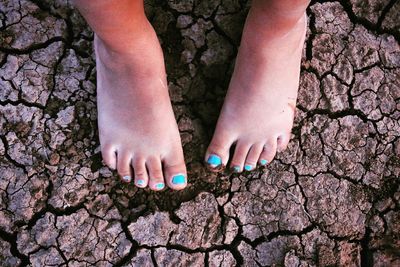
[0, 0, 399, 266]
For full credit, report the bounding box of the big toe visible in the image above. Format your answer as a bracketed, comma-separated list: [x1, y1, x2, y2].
[163, 151, 187, 190]
[205, 131, 234, 171]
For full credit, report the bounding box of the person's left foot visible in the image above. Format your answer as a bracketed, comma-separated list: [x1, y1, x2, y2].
[205, 10, 307, 172]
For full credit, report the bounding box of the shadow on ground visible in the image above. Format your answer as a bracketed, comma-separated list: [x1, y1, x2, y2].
[0, 0, 399, 266]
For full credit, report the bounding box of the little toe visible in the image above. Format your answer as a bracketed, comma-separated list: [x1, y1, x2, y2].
[259, 139, 278, 165]
[163, 153, 187, 190]
[245, 143, 264, 170]
[277, 133, 291, 152]
[205, 133, 234, 171]
[146, 156, 166, 191]
[132, 157, 149, 188]
[101, 144, 117, 170]
[259, 158, 269, 166]
[230, 141, 251, 172]
[117, 150, 133, 183]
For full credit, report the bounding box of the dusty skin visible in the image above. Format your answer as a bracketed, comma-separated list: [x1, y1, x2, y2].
[0, 0, 399, 266]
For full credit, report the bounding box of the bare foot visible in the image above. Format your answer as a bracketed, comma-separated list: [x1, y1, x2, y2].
[95, 20, 187, 190]
[205, 6, 307, 172]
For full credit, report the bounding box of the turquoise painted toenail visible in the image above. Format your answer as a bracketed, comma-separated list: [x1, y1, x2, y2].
[172, 174, 186, 185]
[207, 154, 222, 166]
[232, 166, 241, 173]
[136, 179, 145, 186]
[244, 165, 252, 171]
[155, 183, 165, 190]
[260, 159, 268, 165]
[122, 175, 131, 182]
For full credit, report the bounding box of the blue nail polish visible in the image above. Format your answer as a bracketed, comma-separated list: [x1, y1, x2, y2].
[122, 175, 131, 182]
[232, 166, 241, 173]
[207, 154, 222, 166]
[172, 174, 186, 185]
[260, 159, 268, 165]
[155, 183, 165, 190]
[244, 165, 252, 171]
[136, 179, 145, 186]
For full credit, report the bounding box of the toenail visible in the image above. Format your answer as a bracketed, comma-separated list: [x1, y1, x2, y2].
[232, 166, 241, 173]
[260, 159, 268, 165]
[172, 174, 186, 185]
[122, 175, 131, 182]
[207, 154, 222, 166]
[136, 179, 146, 187]
[244, 164, 253, 171]
[155, 183, 165, 190]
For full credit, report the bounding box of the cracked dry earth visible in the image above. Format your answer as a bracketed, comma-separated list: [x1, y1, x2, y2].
[0, 0, 399, 266]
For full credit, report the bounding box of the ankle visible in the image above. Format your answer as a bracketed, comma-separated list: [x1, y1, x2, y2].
[94, 33, 166, 84]
[94, 24, 162, 68]
[241, 13, 306, 55]
[246, 8, 306, 39]
[252, 0, 309, 22]
[94, 35, 130, 68]
[94, 18, 155, 55]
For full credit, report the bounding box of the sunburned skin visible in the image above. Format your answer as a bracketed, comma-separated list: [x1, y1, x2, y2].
[205, 6, 307, 172]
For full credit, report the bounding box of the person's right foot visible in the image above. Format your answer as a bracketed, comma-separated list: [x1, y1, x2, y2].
[95, 20, 187, 191]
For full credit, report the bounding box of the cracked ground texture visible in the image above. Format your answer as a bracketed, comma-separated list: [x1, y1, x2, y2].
[0, 0, 399, 266]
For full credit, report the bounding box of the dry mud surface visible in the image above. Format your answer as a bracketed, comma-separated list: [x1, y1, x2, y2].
[0, 0, 399, 266]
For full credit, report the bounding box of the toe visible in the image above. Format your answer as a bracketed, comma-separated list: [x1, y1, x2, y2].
[205, 131, 234, 170]
[230, 141, 251, 172]
[146, 156, 165, 191]
[277, 132, 291, 152]
[116, 150, 133, 183]
[101, 144, 117, 170]
[163, 152, 187, 190]
[259, 139, 278, 165]
[245, 143, 264, 170]
[132, 157, 149, 188]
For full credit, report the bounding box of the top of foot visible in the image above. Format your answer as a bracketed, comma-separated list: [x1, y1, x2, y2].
[95, 22, 187, 191]
[205, 11, 307, 173]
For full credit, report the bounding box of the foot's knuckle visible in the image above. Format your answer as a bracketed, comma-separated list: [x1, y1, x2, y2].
[232, 154, 246, 163]
[246, 160, 257, 165]
[132, 157, 144, 165]
[118, 169, 130, 176]
[261, 151, 274, 159]
[230, 161, 241, 166]
[208, 143, 228, 153]
[263, 146, 276, 154]
[164, 162, 185, 169]
[134, 171, 147, 177]
[150, 170, 163, 179]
